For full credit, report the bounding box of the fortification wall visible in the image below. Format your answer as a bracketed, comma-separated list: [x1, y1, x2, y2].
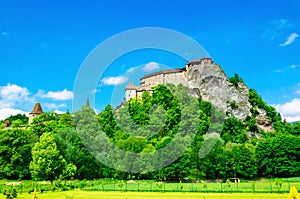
[163, 72, 188, 86]
[141, 71, 187, 87]
[141, 74, 165, 86]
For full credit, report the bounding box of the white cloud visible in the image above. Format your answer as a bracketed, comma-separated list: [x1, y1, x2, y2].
[142, 62, 160, 72]
[279, 33, 299, 46]
[91, 89, 101, 93]
[290, 64, 300, 69]
[101, 76, 128, 86]
[0, 108, 28, 120]
[274, 98, 300, 122]
[275, 64, 300, 73]
[0, 83, 30, 108]
[42, 89, 73, 100]
[261, 19, 289, 40]
[43, 103, 67, 110]
[1, 32, 8, 36]
[126, 66, 139, 74]
[295, 83, 300, 95]
[54, 110, 65, 114]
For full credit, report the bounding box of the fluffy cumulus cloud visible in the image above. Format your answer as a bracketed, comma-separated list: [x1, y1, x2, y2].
[101, 76, 128, 86]
[0, 83, 73, 120]
[42, 89, 73, 100]
[142, 62, 160, 72]
[279, 33, 299, 46]
[274, 98, 300, 122]
[0, 83, 30, 108]
[0, 108, 28, 120]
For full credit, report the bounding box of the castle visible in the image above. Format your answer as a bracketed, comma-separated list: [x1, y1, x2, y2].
[125, 57, 214, 101]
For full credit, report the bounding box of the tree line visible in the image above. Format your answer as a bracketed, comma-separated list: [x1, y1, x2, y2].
[0, 83, 300, 182]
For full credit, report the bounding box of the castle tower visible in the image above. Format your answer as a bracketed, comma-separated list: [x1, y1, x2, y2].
[29, 102, 43, 125]
[125, 81, 137, 101]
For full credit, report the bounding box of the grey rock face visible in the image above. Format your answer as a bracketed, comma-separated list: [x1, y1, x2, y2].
[188, 61, 252, 120]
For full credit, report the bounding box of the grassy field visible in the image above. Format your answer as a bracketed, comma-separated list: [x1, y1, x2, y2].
[1, 179, 300, 194]
[0, 190, 290, 199]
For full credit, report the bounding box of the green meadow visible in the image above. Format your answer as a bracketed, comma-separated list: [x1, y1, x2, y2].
[0, 191, 290, 199]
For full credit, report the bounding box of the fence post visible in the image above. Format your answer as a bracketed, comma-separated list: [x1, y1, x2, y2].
[287, 181, 290, 193]
[220, 183, 222, 193]
[269, 182, 272, 193]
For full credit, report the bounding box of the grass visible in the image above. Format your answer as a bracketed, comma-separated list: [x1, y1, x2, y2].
[85, 181, 300, 193]
[1, 179, 300, 194]
[0, 190, 291, 199]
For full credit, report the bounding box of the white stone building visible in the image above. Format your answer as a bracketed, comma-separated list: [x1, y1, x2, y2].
[125, 57, 214, 101]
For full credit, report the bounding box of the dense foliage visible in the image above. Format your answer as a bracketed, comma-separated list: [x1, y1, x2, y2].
[0, 84, 299, 182]
[229, 73, 244, 88]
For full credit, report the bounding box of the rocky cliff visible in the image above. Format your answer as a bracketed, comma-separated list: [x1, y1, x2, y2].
[187, 60, 252, 120]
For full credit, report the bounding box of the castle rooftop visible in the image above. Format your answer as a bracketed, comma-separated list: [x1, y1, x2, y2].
[140, 68, 186, 80]
[30, 102, 43, 114]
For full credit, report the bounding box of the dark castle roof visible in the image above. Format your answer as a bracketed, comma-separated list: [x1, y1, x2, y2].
[141, 68, 186, 80]
[30, 103, 43, 114]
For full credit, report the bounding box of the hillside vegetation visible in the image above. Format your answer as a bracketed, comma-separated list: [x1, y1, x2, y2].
[0, 82, 300, 182]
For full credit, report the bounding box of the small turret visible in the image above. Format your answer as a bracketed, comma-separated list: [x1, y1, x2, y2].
[29, 103, 43, 125]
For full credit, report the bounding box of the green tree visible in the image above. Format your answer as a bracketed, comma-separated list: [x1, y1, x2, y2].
[199, 139, 226, 180]
[221, 117, 247, 143]
[151, 84, 181, 137]
[248, 89, 266, 109]
[60, 163, 77, 180]
[30, 132, 67, 182]
[7, 114, 28, 125]
[256, 135, 300, 177]
[291, 122, 300, 136]
[11, 119, 23, 128]
[225, 143, 258, 179]
[229, 73, 244, 88]
[30, 112, 60, 137]
[0, 129, 36, 179]
[55, 127, 104, 179]
[98, 105, 119, 138]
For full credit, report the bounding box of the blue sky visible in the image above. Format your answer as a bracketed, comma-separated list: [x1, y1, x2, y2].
[0, 0, 300, 122]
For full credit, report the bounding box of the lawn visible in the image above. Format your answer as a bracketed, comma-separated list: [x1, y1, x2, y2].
[0, 191, 290, 199]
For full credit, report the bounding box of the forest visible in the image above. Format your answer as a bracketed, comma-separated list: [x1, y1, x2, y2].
[0, 82, 300, 182]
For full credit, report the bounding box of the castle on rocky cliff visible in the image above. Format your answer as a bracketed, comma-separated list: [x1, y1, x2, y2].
[125, 57, 213, 101]
[125, 57, 253, 120]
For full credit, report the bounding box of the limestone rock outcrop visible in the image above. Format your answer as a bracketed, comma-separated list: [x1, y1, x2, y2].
[187, 59, 252, 120]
